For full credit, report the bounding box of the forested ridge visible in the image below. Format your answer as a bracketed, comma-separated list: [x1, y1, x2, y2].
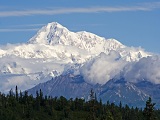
[0, 86, 160, 120]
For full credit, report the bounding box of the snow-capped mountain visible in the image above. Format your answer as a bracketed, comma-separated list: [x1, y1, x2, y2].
[27, 22, 150, 61]
[28, 22, 125, 54]
[0, 22, 159, 107]
[0, 22, 150, 61]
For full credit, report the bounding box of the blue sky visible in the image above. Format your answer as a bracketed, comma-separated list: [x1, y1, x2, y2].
[0, 0, 160, 53]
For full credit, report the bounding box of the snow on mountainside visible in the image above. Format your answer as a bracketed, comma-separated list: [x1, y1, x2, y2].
[0, 21, 155, 94]
[28, 22, 149, 61]
[0, 22, 150, 61]
[28, 22, 125, 53]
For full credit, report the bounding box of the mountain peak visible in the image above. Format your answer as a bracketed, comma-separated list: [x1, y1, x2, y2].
[28, 22, 125, 54]
[28, 22, 70, 45]
[46, 22, 67, 30]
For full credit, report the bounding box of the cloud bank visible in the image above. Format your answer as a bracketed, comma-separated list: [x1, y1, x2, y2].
[80, 51, 128, 85]
[124, 55, 160, 84]
[80, 51, 160, 85]
[0, 2, 160, 17]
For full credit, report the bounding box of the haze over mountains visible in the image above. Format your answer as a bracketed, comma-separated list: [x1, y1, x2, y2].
[0, 22, 160, 107]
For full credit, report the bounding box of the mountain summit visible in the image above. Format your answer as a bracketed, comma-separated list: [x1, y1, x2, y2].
[28, 22, 71, 45]
[28, 22, 125, 54]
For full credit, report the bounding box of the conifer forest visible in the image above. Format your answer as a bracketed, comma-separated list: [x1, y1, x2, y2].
[0, 86, 160, 120]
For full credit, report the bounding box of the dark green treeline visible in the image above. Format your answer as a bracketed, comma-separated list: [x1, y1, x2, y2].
[0, 86, 160, 120]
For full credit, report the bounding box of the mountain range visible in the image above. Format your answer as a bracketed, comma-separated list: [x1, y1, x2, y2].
[0, 22, 160, 108]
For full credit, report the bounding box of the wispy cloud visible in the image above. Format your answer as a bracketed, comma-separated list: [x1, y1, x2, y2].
[8, 23, 45, 28]
[0, 2, 160, 17]
[0, 23, 45, 32]
[0, 28, 39, 32]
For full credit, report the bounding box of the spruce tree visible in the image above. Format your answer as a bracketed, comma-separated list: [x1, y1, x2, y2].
[15, 86, 18, 101]
[143, 97, 156, 120]
[87, 89, 96, 120]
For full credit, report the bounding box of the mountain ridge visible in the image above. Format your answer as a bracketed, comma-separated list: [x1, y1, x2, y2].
[0, 22, 150, 61]
[28, 22, 126, 55]
[27, 74, 152, 108]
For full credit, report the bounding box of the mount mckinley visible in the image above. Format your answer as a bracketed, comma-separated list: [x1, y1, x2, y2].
[0, 22, 160, 107]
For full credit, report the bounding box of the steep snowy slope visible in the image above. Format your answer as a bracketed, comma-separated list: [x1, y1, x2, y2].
[0, 22, 150, 61]
[28, 22, 150, 61]
[28, 22, 125, 54]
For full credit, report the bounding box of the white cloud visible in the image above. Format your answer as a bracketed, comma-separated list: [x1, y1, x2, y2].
[123, 55, 160, 84]
[80, 51, 128, 85]
[80, 50, 160, 85]
[0, 2, 160, 17]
